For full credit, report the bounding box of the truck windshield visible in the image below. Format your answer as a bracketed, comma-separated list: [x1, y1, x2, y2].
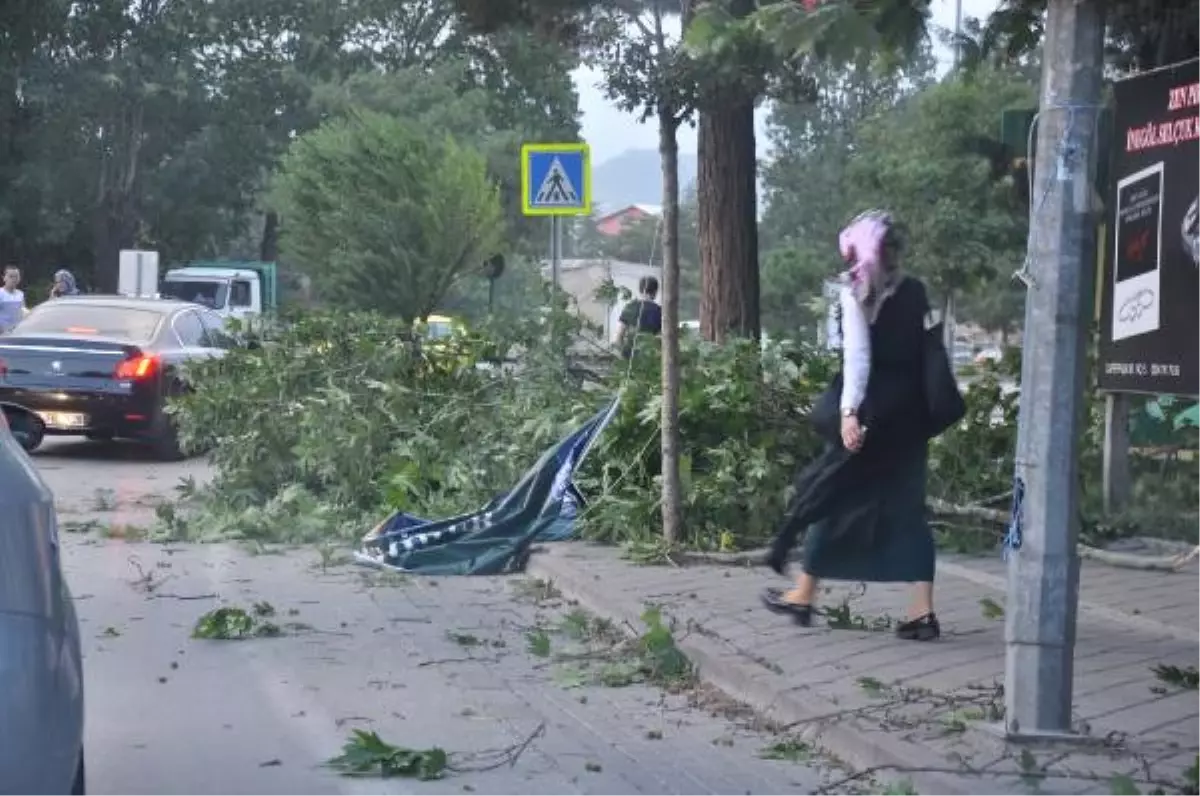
[162, 280, 228, 310]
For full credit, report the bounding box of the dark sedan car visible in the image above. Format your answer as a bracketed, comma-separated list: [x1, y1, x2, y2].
[0, 296, 232, 459]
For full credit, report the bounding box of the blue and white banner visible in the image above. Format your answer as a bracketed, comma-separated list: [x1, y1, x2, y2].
[355, 396, 620, 576]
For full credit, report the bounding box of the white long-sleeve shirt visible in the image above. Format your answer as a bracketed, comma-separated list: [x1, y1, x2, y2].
[839, 285, 871, 413]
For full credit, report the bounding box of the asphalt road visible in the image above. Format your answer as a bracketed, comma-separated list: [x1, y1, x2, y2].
[32, 438, 848, 796]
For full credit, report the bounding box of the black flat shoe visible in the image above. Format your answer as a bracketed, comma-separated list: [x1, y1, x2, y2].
[896, 613, 940, 641]
[761, 587, 814, 627]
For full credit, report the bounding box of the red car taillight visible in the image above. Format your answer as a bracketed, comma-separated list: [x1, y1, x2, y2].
[114, 353, 160, 381]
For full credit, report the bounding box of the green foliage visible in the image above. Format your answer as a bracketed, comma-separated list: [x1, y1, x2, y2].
[191, 604, 281, 640]
[761, 56, 1035, 339]
[166, 306, 585, 538]
[0, 0, 579, 288]
[1152, 664, 1199, 691]
[927, 361, 1021, 508]
[574, 335, 837, 551]
[270, 112, 504, 322]
[637, 606, 692, 685]
[980, 0, 1198, 72]
[759, 246, 834, 339]
[585, 1, 701, 125]
[688, 0, 932, 74]
[847, 68, 1035, 306]
[308, 54, 578, 256]
[167, 304, 1195, 553]
[327, 730, 448, 780]
[166, 304, 840, 551]
[760, 54, 935, 248]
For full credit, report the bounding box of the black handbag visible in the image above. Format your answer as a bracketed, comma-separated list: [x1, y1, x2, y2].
[922, 321, 966, 438]
[810, 372, 844, 445]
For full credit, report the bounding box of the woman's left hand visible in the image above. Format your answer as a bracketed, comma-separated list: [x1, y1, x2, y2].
[841, 413, 865, 452]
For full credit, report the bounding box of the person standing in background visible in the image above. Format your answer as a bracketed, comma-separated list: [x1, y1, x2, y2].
[615, 276, 663, 358]
[0, 266, 27, 333]
[49, 269, 81, 299]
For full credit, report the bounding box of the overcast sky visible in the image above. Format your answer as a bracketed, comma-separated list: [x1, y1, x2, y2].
[574, 0, 1005, 165]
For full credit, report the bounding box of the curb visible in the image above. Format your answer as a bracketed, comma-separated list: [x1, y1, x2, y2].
[526, 548, 979, 795]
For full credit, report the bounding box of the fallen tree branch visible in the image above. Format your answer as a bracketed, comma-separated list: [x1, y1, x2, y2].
[671, 499, 1198, 572]
[1080, 543, 1200, 572]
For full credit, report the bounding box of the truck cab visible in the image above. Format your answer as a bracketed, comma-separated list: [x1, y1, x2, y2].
[160, 261, 277, 324]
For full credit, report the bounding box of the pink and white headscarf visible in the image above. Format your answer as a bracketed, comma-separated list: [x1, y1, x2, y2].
[838, 209, 903, 325]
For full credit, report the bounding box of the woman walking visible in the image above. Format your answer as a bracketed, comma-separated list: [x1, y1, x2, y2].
[763, 210, 941, 642]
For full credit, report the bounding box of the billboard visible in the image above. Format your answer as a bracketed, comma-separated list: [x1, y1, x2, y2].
[1097, 58, 1199, 396]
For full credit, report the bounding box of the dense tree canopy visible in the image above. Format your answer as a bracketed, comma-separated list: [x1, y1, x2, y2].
[0, 0, 580, 298]
[758, 54, 1035, 341]
[271, 112, 505, 322]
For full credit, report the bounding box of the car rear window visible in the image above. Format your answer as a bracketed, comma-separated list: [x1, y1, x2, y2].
[16, 304, 163, 342]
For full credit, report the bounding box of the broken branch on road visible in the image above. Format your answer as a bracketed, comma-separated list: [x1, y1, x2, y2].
[327, 722, 547, 781]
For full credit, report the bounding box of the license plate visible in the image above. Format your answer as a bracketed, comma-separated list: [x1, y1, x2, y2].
[37, 411, 88, 430]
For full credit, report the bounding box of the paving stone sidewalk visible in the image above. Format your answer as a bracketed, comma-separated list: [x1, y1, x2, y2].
[527, 544, 1200, 796]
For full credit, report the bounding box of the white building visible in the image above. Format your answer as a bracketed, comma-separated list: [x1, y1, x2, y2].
[541, 258, 662, 343]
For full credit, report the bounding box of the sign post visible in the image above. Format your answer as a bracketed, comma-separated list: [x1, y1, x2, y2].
[520, 143, 592, 292]
[118, 249, 159, 298]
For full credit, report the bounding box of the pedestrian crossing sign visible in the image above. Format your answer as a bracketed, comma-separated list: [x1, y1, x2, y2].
[521, 143, 591, 217]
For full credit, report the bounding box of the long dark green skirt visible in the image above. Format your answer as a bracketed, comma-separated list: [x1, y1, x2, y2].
[801, 443, 935, 583]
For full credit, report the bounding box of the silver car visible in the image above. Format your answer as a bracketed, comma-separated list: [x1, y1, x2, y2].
[0, 404, 85, 794]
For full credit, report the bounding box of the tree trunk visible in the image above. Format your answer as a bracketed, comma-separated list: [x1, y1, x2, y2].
[92, 197, 137, 293]
[655, 2, 683, 547]
[260, 211, 280, 262]
[696, 75, 759, 343]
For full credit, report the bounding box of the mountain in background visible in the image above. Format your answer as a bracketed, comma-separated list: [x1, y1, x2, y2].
[591, 148, 698, 213]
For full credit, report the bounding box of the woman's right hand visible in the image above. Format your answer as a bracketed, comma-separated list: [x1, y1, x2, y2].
[841, 413, 865, 452]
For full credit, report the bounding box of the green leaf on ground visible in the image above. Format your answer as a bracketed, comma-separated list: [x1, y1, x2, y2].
[327, 729, 447, 780]
[526, 629, 551, 658]
[552, 665, 590, 689]
[1151, 664, 1199, 690]
[1109, 774, 1141, 795]
[881, 780, 918, 795]
[856, 676, 886, 695]
[559, 609, 590, 639]
[192, 606, 284, 640]
[979, 596, 1005, 620]
[758, 738, 811, 762]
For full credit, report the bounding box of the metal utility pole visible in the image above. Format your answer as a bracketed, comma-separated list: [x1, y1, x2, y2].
[1004, 0, 1105, 740]
[550, 217, 562, 290]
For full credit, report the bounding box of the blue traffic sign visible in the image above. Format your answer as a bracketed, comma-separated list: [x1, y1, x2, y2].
[521, 143, 592, 217]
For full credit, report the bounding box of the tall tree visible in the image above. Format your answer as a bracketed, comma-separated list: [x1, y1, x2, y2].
[761, 51, 934, 252]
[588, 0, 694, 543]
[270, 111, 505, 321]
[979, 0, 1199, 72]
[693, 0, 765, 342]
[845, 67, 1036, 322]
[757, 49, 934, 336]
[450, 0, 782, 345]
[0, 0, 579, 290]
